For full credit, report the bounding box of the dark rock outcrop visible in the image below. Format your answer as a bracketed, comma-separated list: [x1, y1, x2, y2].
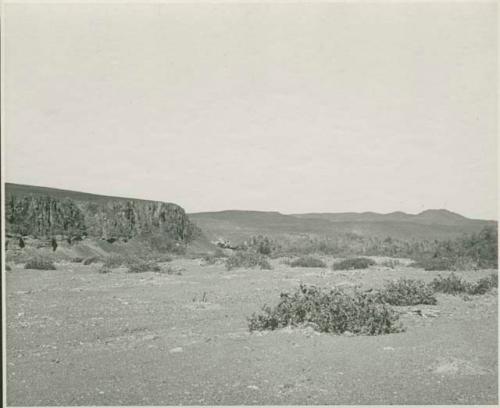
[5, 185, 199, 243]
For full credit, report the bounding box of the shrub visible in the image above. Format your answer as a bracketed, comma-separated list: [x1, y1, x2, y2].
[103, 254, 131, 268]
[71, 257, 84, 263]
[5, 264, 12, 271]
[245, 235, 274, 255]
[379, 259, 401, 269]
[225, 251, 272, 271]
[25, 256, 56, 270]
[332, 257, 376, 270]
[431, 273, 498, 296]
[248, 284, 403, 335]
[83, 256, 100, 266]
[377, 278, 437, 306]
[466, 273, 498, 295]
[430, 273, 471, 294]
[98, 266, 111, 274]
[412, 258, 457, 271]
[289, 256, 326, 268]
[154, 254, 173, 263]
[127, 259, 161, 273]
[160, 265, 184, 275]
[201, 248, 227, 265]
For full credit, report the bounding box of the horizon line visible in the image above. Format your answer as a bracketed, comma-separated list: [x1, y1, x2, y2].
[4, 180, 497, 223]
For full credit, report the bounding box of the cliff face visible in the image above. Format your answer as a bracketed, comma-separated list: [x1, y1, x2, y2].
[5, 185, 199, 243]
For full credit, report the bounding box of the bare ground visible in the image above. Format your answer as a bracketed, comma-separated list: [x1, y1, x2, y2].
[5, 258, 498, 405]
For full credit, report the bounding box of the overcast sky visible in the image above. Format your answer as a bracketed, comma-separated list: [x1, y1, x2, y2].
[4, 2, 497, 219]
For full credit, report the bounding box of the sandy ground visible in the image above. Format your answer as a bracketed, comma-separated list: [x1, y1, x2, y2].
[5, 258, 498, 405]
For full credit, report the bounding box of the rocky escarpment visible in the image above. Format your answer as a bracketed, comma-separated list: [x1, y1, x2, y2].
[5, 185, 200, 244]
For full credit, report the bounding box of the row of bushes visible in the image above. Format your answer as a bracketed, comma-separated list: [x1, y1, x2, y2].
[230, 226, 498, 270]
[248, 273, 498, 335]
[22, 253, 169, 274]
[430, 272, 498, 295]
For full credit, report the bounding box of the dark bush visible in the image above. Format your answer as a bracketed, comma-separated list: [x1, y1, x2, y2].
[225, 250, 272, 270]
[379, 259, 401, 269]
[289, 256, 326, 268]
[245, 235, 274, 255]
[201, 248, 227, 265]
[127, 259, 161, 273]
[430, 273, 471, 294]
[83, 256, 100, 266]
[412, 258, 457, 271]
[332, 257, 376, 270]
[5, 264, 12, 271]
[98, 266, 111, 274]
[468, 274, 497, 295]
[377, 278, 437, 306]
[71, 257, 84, 263]
[103, 254, 131, 268]
[431, 273, 498, 296]
[160, 265, 184, 275]
[25, 256, 56, 270]
[248, 284, 403, 335]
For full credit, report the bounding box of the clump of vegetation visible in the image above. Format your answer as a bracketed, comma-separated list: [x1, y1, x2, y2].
[71, 257, 84, 263]
[332, 257, 376, 270]
[430, 273, 472, 294]
[468, 273, 498, 295]
[377, 278, 437, 306]
[103, 253, 131, 268]
[154, 254, 173, 263]
[5, 264, 12, 271]
[160, 265, 183, 275]
[127, 259, 161, 273]
[225, 250, 272, 271]
[98, 266, 111, 274]
[244, 235, 275, 255]
[83, 256, 100, 266]
[25, 256, 56, 270]
[379, 259, 401, 269]
[140, 234, 187, 255]
[431, 273, 498, 296]
[289, 256, 326, 268]
[201, 248, 227, 265]
[248, 284, 403, 335]
[411, 258, 457, 271]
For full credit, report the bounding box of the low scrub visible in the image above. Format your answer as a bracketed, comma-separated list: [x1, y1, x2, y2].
[25, 256, 56, 270]
[225, 251, 272, 271]
[411, 258, 457, 271]
[332, 257, 376, 271]
[248, 284, 403, 335]
[379, 259, 401, 269]
[289, 256, 326, 268]
[98, 266, 111, 274]
[103, 254, 131, 268]
[430, 273, 471, 294]
[377, 278, 437, 306]
[468, 273, 498, 295]
[201, 249, 227, 265]
[5, 264, 12, 271]
[431, 273, 498, 295]
[71, 257, 84, 263]
[160, 265, 184, 275]
[127, 259, 161, 273]
[83, 256, 101, 266]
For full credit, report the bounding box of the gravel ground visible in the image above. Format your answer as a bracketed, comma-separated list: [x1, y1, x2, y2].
[5, 258, 498, 405]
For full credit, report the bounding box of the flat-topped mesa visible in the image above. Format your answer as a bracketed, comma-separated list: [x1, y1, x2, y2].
[5, 187, 199, 243]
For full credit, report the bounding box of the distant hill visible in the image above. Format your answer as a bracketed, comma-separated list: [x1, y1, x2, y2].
[189, 209, 496, 243]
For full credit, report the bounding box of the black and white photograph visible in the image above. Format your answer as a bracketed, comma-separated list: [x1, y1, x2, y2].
[1, 1, 498, 405]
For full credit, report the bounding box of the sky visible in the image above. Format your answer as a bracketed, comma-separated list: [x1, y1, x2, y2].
[3, 2, 498, 219]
